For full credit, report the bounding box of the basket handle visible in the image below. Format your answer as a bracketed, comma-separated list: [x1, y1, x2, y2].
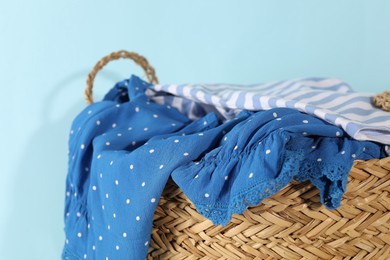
[85, 50, 159, 104]
[373, 91, 390, 111]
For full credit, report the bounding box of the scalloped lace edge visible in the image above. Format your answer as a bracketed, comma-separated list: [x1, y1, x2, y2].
[193, 149, 349, 226]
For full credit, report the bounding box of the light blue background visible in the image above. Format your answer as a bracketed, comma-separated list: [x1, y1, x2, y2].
[1, 1, 389, 259]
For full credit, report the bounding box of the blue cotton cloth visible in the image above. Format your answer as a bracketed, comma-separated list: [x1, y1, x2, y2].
[62, 75, 386, 260]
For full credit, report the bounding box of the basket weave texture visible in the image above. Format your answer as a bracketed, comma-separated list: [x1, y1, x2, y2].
[149, 158, 390, 259]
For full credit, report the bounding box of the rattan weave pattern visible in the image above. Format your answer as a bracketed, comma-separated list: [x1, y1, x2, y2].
[148, 157, 390, 259]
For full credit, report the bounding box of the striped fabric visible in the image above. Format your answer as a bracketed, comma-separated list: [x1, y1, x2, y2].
[144, 77, 390, 153]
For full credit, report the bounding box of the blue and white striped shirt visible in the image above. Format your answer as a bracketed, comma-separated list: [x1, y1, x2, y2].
[144, 77, 389, 153]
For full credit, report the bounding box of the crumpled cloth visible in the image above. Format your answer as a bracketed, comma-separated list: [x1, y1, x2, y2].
[62, 75, 386, 260]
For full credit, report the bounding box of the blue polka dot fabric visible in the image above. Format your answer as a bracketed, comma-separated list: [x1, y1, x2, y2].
[62, 75, 386, 260]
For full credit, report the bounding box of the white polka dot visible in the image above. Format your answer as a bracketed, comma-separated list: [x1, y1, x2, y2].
[224, 137, 227, 141]
[126, 199, 130, 204]
[198, 133, 204, 136]
[92, 186, 97, 191]
[80, 144, 85, 149]
[92, 245, 95, 251]
[194, 174, 199, 179]
[171, 123, 176, 126]
[135, 107, 140, 112]
[117, 133, 122, 137]
[203, 121, 207, 125]
[352, 154, 356, 158]
[84, 254, 87, 259]
[116, 104, 120, 108]
[99, 173, 103, 178]
[105, 193, 109, 199]
[85, 167, 89, 172]
[112, 123, 116, 128]
[151, 198, 156, 203]
[249, 172, 254, 178]
[276, 118, 282, 121]
[74, 192, 77, 197]
[97, 154, 101, 159]
[303, 132, 308, 135]
[183, 152, 189, 156]
[99, 236, 103, 241]
[128, 127, 132, 131]
[107, 225, 110, 230]
[142, 182, 146, 187]
[266, 149, 271, 154]
[77, 232, 82, 238]
[159, 164, 164, 169]
[106, 142, 110, 146]
[303, 120, 309, 124]
[145, 241, 149, 246]
[205, 193, 210, 198]
[66, 191, 70, 197]
[77, 212, 81, 217]
[110, 160, 114, 165]
[66, 239, 69, 244]
[167, 105, 171, 109]
[66, 212, 70, 217]
[174, 139, 179, 143]
[224, 176, 228, 181]
[70, 130, 74, 135]
[102, 205, 105, 210]
[132, 141, 137, 146]
[273, 112, 278, 118]
[317, 158, 322, 162]
[116, 245, 120, 250]
[153, 114, 158, 118]
[115, 180, 119, 185]
[87, 224, 90, 229]
[123, 232, 127, 238]
[113, 213, 116, 218]
[312, 146, 316, 149]
[136, 216, 140, 221]
[96, 120, 101, 125]
[341, 150, 345, 155]
[234, 145, 238, 150]
[130, 164, 134, 170]
[149, 149, 155, 153]
[144, 127, 148, 131]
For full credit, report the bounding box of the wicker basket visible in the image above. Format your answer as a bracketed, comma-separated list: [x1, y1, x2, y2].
[149, 158, 390, 259]
[86, 51, 390, 260]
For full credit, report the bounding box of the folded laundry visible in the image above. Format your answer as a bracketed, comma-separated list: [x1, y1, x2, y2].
[62, 75, 387, 260]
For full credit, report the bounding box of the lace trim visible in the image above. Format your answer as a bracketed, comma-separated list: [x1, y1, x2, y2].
[193, 149, 349, 226]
